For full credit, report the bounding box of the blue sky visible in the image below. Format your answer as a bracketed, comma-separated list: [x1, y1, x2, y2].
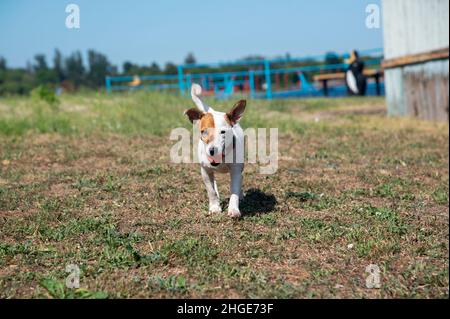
[0, 0, 383, 69]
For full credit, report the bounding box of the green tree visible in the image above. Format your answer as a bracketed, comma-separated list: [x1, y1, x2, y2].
[87, 50, 112, 87]
[0, 68, 35, 96]
[0, 57, 5, 92]
[184, 52, 196, 65]
[325, 52, 342, 65]
[148, 62, 160, 74]
[33, 54, 57, 85]
[164, 62, 178, 75]
[65, 51, 85, 88]
[53, 49, 65, 83]
[0, 57, 6, 71]
[123, 61, 136, 74]
[33, 54, 48, 71]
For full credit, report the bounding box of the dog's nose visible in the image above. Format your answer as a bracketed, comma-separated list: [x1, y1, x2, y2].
[209, 147, 218, 156]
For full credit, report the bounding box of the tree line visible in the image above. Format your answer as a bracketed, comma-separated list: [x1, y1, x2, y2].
[0, 50, 201, 96]
[0, 49, 351, 96]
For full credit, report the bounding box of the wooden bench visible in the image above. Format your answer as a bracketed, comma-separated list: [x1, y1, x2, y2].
[313, 69, 384, 96]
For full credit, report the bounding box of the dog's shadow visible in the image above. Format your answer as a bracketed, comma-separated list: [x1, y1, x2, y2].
[224, 188, 277, 217]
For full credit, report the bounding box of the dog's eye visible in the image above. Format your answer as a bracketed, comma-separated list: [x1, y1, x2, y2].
[201, 129, 208, 137]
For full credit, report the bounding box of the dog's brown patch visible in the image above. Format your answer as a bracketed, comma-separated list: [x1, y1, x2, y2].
[185, 108, 204, 123]
[200, 113, 215, 143]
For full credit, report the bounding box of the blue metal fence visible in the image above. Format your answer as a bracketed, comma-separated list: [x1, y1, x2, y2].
[105, 48, 384, 99]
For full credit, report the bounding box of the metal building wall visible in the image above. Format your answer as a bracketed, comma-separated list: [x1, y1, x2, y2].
[382, 0, 449, 121]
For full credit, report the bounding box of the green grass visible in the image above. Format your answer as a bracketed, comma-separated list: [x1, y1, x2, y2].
[0, 91, 448, 298]
[0, 91, 384, 137]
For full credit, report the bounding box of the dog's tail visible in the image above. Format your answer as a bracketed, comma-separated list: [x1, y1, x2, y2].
[191, 83, 212, 113]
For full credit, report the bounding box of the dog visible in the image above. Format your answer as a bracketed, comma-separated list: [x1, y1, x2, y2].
[184, 84, 246, 218]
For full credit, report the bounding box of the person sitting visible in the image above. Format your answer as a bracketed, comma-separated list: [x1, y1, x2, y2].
[345, 50, 367, 96]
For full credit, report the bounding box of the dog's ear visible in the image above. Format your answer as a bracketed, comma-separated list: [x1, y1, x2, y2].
[184, 108, 205, 123]
[226, 100, 246, 125]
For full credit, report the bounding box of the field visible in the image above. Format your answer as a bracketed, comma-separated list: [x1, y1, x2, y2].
[0, 91, 448, 298]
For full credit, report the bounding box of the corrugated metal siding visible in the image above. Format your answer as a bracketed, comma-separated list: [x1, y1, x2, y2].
[403, 60, 449, 121]
[382, 0, 449, 59]
[385, 59, 449, 121]
[384, 68, 406, 116]
[382, 0, 449, 121]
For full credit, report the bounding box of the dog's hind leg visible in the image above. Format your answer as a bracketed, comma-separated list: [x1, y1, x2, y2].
[201, 167, 221, 214]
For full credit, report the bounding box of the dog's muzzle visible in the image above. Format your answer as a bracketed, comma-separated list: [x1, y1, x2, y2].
[207, 136, 236, 167]
[207, 155, 224, 167]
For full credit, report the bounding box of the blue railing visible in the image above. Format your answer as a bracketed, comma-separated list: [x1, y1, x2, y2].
[105, 48, 384, 99]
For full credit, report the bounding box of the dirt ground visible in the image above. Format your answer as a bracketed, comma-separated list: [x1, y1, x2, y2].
[0, 95, 448, 298]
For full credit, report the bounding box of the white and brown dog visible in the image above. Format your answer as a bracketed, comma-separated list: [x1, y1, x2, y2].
[185, 84, 246, 218]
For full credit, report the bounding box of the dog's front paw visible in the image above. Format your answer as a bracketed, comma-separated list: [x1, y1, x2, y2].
[227, 208, 241, 218]
[209, 203, 222, 214]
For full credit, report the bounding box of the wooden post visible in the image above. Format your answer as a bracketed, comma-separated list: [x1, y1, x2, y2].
[375, 74, 381, 96]
[322, 80, 329, 97]
[201, 76, 207, 90]
[105, 77, 111, 93]
[264, 60, 272, 99]
[177, 65, 185, 95]
[249, 71, 255, 98]
[186, 74, 192, 91]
